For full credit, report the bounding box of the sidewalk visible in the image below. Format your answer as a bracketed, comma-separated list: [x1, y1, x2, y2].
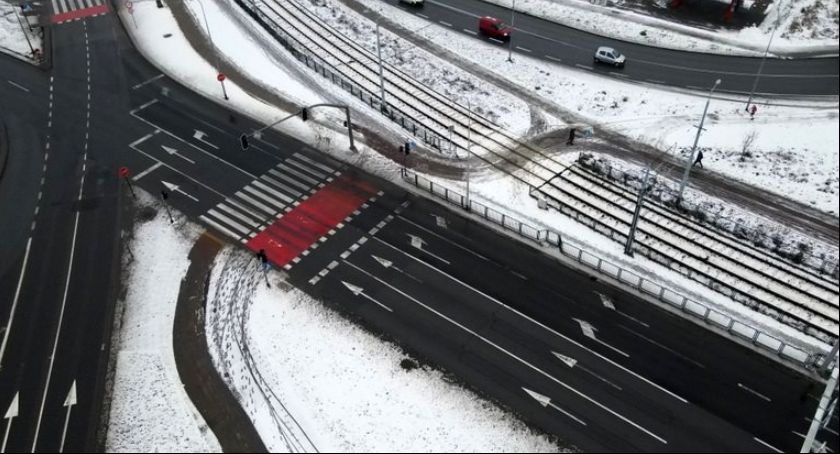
[173, 233, 267, 453]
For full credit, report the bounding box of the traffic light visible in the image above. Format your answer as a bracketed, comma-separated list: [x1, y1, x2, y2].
[301, 108, 308, 121]
[239, 133, 249, 151]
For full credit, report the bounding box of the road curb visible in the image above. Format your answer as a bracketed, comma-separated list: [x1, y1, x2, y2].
[173, 234, 268, 453]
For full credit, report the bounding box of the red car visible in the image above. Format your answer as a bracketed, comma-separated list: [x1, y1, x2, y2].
[478, 16, 512, 41]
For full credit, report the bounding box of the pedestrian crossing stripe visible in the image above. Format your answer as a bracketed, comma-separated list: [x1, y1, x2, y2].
[51, 0, 109, 24]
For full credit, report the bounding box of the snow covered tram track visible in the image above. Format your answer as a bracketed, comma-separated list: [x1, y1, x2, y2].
[536, 170, 838, 339]
[570, 165, 840, 298]
[246, 0, 569, 185]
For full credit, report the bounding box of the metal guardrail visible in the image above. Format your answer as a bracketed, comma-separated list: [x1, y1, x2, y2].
[401, 170, 827, 369]
[235, 0, 450, 151]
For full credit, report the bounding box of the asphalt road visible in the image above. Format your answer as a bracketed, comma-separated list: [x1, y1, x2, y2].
[0, 13, 137, 453]
[376, 0, 839, 96]
[117, 70, 838, 451]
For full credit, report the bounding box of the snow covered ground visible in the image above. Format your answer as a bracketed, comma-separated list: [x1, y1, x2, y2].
[206, 246, 564, 452]
[479, 0, 839, 55]
[105, 193, 221, 453]
[346, 0, 840, 214]
[0, 2, 42, 61]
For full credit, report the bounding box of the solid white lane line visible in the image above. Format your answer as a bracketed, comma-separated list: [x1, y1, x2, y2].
[129, 145, 229, 200]
[131, 162, 163, 181]
[618, 325, 704, 369]
[0, 239, 33, 369]
[753, 437, 783, 453]
[344, 260, 667, 445]
[6, 80, 29, 92]
[737, 383, 772, 403]
[129, 132, 155, 148]
[373, 236, 687, 403]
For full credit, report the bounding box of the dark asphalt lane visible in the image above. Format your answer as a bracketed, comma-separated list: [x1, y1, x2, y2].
[377, 0, 839, 96]
[116, 64, 836, 451]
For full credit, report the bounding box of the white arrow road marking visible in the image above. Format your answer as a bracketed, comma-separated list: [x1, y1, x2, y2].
[523, 388, 587, 426]
[572, 318, 630, 358]
[372, 255, 422, 283]
[344, 259, 666, 444]
[431, 214, 447, 228]
[596, 292, 650, 328]
[60, 381, 77, 453]
[341, 281, 393, 312]
[161, 145, 195, 164]
[552, 352, 623, 391]
[161, 180, 199, 202]
[2, 392, 19, 453]
[406, 234, 450, 265]
[193, 130, 219, 149]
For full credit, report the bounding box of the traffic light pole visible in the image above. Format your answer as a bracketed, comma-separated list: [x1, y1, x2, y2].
[241, 105, 356, 152]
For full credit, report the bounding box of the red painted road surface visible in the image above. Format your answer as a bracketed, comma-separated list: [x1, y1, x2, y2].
[247, 173, 378, 267]
[52, 4, 109, 24]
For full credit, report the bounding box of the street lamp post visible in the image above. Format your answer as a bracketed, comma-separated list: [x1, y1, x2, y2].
[192, 0, 228, 100]
[746, 1, 783, 110]
[677, 78, 721, 201]
[375, 23, 388, 112]
[507, 0, 516, 63]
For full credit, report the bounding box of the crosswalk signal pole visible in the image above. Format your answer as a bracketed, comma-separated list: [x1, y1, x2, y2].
[624, 166, 650, 257]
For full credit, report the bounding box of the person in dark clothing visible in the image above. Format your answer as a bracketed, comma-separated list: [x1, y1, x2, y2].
[693, 150, 704, 168]
[749, 104, 757, 120]
[566, 128, 576, 145]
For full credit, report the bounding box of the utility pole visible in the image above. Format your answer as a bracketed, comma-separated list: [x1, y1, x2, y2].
[624, 166, 650, 257]
[678, 78, 721, 201]
[465, 99, 472, 211]
[746, 0, 783, 110]
[800, 365, 838, 453]
[375, 22, 387, 112]
[507, 0, 517, 63]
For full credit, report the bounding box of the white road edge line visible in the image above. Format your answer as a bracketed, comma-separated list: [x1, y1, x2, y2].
[6, 80, 30, 92]
[439, 20, 452, 27]
[131, 73, 164, 90]
[516, 46, 532, 53]
[132, 162, 163, 182]
[372, 236, 688, 403]
[0, 238, 33, 369]
[344, 259, 667, 445]
[545, 55, 562, 62]
[753, 437, 783, 453]
[463, 29, 477, 35]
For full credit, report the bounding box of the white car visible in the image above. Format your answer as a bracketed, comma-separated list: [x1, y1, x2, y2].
[594, 46, 626, 68]
[399, 0, 424, 6]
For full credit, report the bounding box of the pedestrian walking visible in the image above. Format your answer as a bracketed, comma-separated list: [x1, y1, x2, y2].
[693, 150, 704, 169]
[566, 127, 576, 146]
[749, 104, 757, 120]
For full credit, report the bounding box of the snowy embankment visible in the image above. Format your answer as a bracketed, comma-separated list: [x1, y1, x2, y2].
[105, 193, 221, 453]
[479, 0, 839, 55]
[0, 2, 42, 61]
[206, 247, 564, 452]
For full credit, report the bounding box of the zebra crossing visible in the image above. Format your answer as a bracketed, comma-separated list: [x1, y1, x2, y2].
[199, 153, 340, 243]
[51, 0, 109, 24]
